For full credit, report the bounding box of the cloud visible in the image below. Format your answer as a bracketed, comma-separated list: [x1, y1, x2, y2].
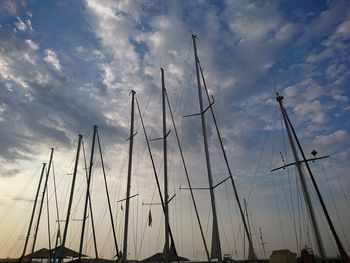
[14, 17, 27, 31]
[0, 26, 125, 165]
[43, 49, 61, 72]
[314, 130, 348, 146]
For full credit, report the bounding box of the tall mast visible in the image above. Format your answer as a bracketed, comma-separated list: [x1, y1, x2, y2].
[197, 58, 257, 262]
[243, 198, 254, 261]
[192, 34, 222, 262]
[58, 134, 83, 263]
[31, 147, 54, 253]
[97, 130, 120, 258]
[276, 95, 327, 262]
[259, 227, 267, 260]
[123, 90, 136, 263]
[81, 140, 99, 260]
[79, 125, 98, 262]
[161, 68, 170, 263]
[19, 162, 46, 262]
[282, 97, 350, 263]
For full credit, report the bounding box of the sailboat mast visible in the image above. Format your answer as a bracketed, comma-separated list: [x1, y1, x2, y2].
[197, 59, 257, 262]
[192, 34, 222, 262]
[19, 162, 46, 262]
[59, 134, 83, 263]
[31, 147, 54, 254]
[96, 130, 120, 258]
[123, 90, 136, 263]
[79, 125, 98, 261]
[283, 99, 350, 263]
[276, 95, 327, 263]
[243, 198, 254, 261]
[161, 68, 170, 263]
[259, 227, 267, 260]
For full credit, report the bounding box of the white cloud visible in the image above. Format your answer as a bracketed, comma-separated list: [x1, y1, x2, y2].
[25, 39, 39, 51]
[314, 130, 348, 146]
[14, 17, 27, 31]
[294, 100, 326, 124]
[43, 49, 61, 72]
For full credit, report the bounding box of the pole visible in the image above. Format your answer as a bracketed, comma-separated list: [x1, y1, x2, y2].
[244, 198, 254, 261]
[97, 130, 120, 258]
[284, 101, 350, 263]
[276, 95, 327, 262]
[31, 148, 54, 254]
[259, 227, 267, 260]
[123, 90, 136, 263]
[161, 68, 170, 263]
[198, 59, 257, 262]
[192, 34, 222, 262]
[165, 89, 211, 262]
[58, 135, 83, 263]
[19, 162, 46, 262]
[79, 125, 98, 262]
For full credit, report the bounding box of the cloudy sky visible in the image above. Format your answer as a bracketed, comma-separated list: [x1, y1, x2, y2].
[0, 0, 350, 261]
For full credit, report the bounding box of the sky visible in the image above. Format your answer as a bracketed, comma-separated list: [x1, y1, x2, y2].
[0, 0, 350, 261]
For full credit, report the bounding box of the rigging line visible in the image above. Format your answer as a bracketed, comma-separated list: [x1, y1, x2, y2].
[46, 180, 52, 262]
[250, 210, 265, 259]
[295, 172, 303, 250]
[270, 111, 286, 248]
[136, 214, 149, 260]
[299, 165, 318, 252]
[198, 58, 257, 261]
[298, 172, 309, 248]
[280, 113, 299, 251]
[217, 205, 230, 256]
[247, 107, 278, 203]
[96, 129, 120, 257]
[231, 194, 243, 258]
[81, 137, 99, 260]
[52, 160, 62, 247]
[155, 210, 164, 253]
[224, 182, 236, 253]
[179, 183, 183, 256]
[328, 156, 350, 210]
[136, 97, 180, 263]
[318, 160, 350, 250]
[134, 83, 156, 134]
[190, 196, 196, 259]
[165, 88, 211, 261]
[100, 226, 113, 258]
[306, 172, 338, 254]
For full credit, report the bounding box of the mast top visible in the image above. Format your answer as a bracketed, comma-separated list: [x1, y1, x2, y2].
[276, 93, 284, 102]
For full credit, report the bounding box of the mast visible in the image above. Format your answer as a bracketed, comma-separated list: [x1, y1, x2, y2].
[283, 97, 350, 263]
[244, 198, 254, 261]
[192, 34, 222, 262]
[161, 68, 170, 263]
[123, 90, 136, 263]
[58, 134, 83, 263]
[259, 227, 267, 260]
[197, 58, 257, 262]
[165, 89, 211, 261]
[136, 98, 180, 263]
[19, 162, 46, 262]
[31, 147, 54, 254]
[79, 125, 98, 262]
[276, 95, 327, 262]
[81, 140, 99, 260]
[97, 130, 120, 258]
